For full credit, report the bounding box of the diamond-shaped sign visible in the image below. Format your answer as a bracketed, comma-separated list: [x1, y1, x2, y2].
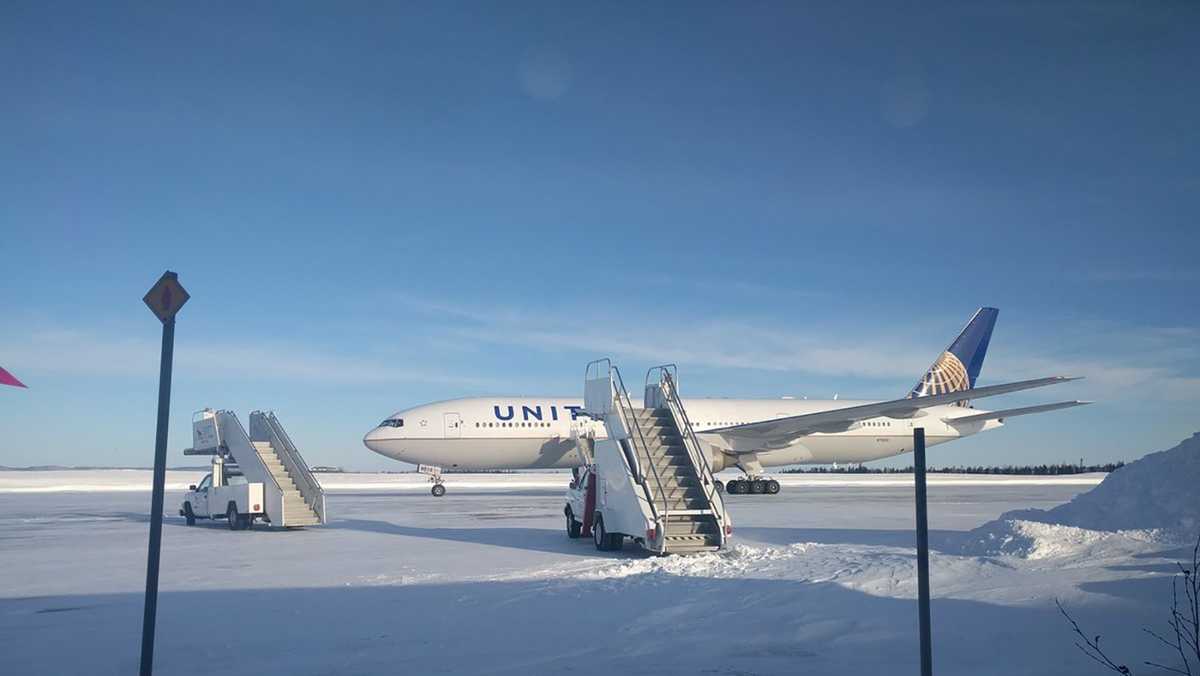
[143, 271, 189, 323]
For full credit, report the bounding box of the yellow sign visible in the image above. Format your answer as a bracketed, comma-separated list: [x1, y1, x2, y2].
[143, 271, 189, 323]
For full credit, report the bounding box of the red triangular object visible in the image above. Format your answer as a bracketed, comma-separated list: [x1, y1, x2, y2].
[0, 366, 26, 388]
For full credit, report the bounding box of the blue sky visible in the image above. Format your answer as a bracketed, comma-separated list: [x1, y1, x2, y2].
[1, 2, 1197, 470]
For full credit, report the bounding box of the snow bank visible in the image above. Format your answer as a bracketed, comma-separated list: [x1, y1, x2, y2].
[0, 469, 206, 493]
[959, 432, 1199, 557]
[957, 518, 1164, 559]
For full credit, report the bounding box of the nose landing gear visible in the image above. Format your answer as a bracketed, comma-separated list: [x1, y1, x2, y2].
[419, 464, 446, 497]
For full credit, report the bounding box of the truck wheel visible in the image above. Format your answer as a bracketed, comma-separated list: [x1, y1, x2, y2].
[227, 504, 241, 531]
[566, 509, 582, 539]
[607, 531, 623, 550]
[183, 503, 196, 526]
[593, 514, 609, 551]
[713, 480, 724, 493]
[431, 484, 446, 497]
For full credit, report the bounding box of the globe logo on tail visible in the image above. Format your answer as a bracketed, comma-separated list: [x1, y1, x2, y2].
[911, 351, 971, 403]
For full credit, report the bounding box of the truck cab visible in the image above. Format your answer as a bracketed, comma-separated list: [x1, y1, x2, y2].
[180, 455, 265, 530]
[564, 465, 595, 540]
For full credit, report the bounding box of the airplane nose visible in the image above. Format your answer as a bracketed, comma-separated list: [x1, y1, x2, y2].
[363, 426, 388, 451]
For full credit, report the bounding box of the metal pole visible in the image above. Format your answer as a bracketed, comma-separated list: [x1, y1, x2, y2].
[139, 316, 175, 676]
[914, 427, 932, 676]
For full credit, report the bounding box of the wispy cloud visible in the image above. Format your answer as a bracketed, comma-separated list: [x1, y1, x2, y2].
[389, 294, 1200, 403]
[8, 298, 1197, 405]
[2, 329, 495, 388]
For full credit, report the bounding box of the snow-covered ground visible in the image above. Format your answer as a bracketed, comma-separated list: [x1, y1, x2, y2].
[0, 468, 1192, 675]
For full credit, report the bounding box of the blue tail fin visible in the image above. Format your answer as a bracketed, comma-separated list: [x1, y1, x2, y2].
[909, 307, 998, 401]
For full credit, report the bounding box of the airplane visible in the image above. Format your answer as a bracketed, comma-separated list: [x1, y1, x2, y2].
[363, 307, 1090, 496]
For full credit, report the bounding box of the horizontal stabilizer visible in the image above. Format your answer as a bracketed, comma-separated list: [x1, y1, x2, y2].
[945, 400, 1092, 425]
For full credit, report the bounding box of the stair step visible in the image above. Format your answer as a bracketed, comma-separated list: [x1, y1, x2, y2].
[664, 512, 716, 522]
[657, 499, 710, 511]
[652, 474, 702, 488]
[665, 522, 719, 536]
[641, 440, 686, 453]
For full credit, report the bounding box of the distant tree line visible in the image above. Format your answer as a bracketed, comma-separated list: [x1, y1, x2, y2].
[782, 462, 1125, 475]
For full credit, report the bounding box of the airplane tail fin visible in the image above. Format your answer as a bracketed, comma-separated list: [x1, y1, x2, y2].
[909, 307, 998, 403]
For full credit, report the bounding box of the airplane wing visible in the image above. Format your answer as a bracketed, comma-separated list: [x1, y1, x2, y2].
[0, 366, 26, 389]
[943, 400, 1091, 424]
[703, 376, 1081, 449]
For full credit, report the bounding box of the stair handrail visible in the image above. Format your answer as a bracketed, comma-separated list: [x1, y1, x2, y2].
[612, 365, 672, 552]
[252, 411, 326, 523]
[646, 365, 727, 542]
[586, 359, 671, 551]
[217, 411, 285, 503]
[262, 411, 323, 503]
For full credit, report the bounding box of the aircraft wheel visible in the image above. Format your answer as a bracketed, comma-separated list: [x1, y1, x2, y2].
[765, 479, 781, 494]
[726, 480, 741, 494]
[431, 484, 446, 497]
[750, 480, 766, 494]
[183, 503, 196, 526]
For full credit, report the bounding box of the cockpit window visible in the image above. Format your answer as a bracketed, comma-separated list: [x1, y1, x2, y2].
[380, 418, 404, 428]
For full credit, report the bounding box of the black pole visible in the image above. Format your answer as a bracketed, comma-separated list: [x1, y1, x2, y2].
[914, 427, 932, 676]
[139, 316, 175, 676]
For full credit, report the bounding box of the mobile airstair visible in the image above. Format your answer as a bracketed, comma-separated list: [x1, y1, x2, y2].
[185, 409, 326, 528]
[581, 360, 729, 554]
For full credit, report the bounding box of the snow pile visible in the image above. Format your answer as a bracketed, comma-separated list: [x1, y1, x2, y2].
[959, 518, 1163, 559]
[577, 543, 815, 582]
[959, 432, 1199, 557]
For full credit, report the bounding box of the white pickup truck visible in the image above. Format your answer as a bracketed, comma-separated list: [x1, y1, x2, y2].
[180, 456, 265, 530]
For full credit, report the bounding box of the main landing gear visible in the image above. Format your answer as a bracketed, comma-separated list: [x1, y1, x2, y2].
[721, 478, 780, 495]
[717, 454, 780, 495]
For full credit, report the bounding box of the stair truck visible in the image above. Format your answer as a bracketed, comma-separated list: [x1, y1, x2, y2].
[182, 409, 326, 529]
[565, 361, 731, 555]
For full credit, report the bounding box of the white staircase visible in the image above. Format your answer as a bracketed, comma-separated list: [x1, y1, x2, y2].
[583, 359, 728, 555]
[629, 407, 723, 551]
[248, 410, 326, 527]
[251, 440, 321, 527]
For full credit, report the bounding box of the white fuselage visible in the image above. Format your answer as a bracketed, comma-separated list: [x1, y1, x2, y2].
[362, 397, 1002, 470]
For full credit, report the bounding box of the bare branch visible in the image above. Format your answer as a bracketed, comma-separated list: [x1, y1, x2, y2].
[1059, 598, 1134, 674]
[1144, 660, 1191, 676]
